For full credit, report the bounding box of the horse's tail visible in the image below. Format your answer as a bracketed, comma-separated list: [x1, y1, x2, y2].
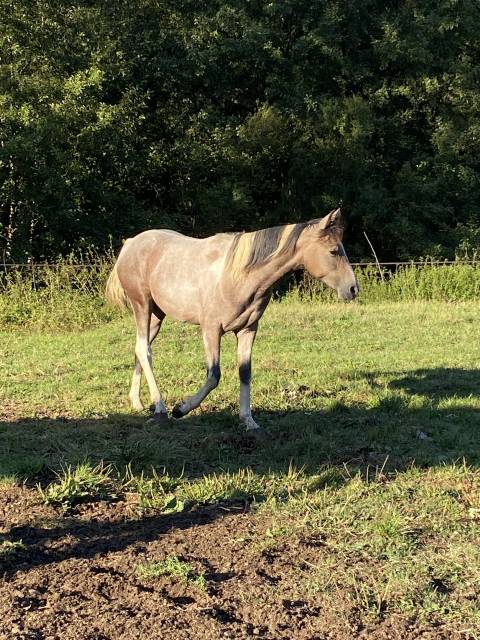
[105, 242, 130, 309]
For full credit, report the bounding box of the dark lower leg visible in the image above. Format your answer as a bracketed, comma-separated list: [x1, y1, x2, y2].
[237, 324, 260, 430]
[172, 327, 221, 418]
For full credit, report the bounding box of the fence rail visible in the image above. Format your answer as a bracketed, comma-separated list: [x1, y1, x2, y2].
[0, 263, 107, 268]
[1, 259, 479, 269]
[352, 260, 478, 267]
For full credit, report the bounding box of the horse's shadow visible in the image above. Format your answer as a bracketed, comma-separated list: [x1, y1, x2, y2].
[388, 367, 479, 399]
[1, 366, 479, 574]
[1, 366, 479, 478]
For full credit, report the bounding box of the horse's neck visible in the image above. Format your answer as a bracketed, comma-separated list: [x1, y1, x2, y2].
[246, 251, 302, 296]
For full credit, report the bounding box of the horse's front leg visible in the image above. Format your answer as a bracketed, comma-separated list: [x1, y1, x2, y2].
[236, 323, 260, 431]
[172, 326, 222, 418]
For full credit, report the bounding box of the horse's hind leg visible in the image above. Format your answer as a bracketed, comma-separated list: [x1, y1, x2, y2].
[129, 308, 165, 411]
[172, 326, 221, 418]
[131, 301, 168, 420]
[129, 358, 144, 411]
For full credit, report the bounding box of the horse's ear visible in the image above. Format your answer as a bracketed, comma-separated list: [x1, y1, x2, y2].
[317, 208, 341, 230]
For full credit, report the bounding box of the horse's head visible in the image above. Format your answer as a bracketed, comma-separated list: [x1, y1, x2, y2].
[299, 208, 359, 301]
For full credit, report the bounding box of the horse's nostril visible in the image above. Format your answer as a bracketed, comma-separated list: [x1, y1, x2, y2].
[350, 285, 357, 298]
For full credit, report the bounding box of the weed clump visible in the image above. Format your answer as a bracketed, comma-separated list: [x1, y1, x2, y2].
[38, 462, 115, 510]
[137, 555, 207, 590]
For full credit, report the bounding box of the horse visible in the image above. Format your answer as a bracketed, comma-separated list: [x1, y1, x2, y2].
[105, 208, 358, 430]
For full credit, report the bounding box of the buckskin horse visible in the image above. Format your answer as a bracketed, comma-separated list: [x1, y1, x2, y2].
[105, 208, 358, 430]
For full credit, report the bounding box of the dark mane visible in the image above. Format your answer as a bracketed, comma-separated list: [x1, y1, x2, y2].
[248, 223, 304, 270]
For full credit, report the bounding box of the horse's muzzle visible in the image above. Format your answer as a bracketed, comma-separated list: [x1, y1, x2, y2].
[338, 282, 359, 301]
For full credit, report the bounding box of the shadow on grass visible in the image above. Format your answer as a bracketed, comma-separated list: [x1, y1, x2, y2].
[1, 367, 479, 480]
[0, 367, 478, 575]
[389, 367, 480, 399]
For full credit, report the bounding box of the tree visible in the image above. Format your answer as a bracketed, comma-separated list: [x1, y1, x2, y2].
[1, 0, 479, 261]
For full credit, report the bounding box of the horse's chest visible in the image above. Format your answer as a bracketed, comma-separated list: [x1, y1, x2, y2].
[223, 294, 270, 332]
[245, 299, 268, 324]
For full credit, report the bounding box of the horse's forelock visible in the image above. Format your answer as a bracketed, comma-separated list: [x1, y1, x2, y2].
[307, 216, 343, 241]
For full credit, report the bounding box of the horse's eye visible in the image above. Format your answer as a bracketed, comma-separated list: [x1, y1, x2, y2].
[329, 247, 339, 256]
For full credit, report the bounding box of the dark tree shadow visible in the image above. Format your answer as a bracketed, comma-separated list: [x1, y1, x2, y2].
[389, 367, 479, 399]
[2, 499, 247, 576]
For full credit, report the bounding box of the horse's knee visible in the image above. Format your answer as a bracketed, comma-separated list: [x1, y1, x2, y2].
[135, 338, 150, 359]
[208, 364, 221, 389]
[239, 362, 251, 385]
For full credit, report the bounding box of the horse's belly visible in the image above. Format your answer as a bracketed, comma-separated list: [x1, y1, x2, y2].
[152, 288, 201, 324]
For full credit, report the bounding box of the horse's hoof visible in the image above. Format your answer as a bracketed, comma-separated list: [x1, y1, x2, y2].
[241, 416, 262, 432]
[147, 412, 169, 424]
[172, 404, 185, 419]
[246, 426, 264, 439]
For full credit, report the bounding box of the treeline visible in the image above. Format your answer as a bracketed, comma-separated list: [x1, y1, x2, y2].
[1, 0, 480, 261]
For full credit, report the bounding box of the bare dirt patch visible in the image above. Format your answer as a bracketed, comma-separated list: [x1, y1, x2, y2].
[0, 486, 467, 640]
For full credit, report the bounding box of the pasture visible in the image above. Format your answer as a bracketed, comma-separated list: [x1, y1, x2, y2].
[1, 293, 480, 639]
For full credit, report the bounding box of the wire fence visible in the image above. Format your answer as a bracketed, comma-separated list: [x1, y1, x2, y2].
[0, 263, 108, 269]
[1, 258, 479, 300]
[1, 258, 479, 329]
[1, 259, 479, 270]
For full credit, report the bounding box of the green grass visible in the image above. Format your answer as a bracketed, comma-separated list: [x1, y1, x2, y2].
[38, 461, 116, 509]
[1, 298, 480, 632]
[0, 255, 120, 331]
[298, 261, 480, 302]
[137, 555, 207, 590]
[285, 464, 480, 628]
[0, 538, 27, 558]
[1, 300, 479, 472]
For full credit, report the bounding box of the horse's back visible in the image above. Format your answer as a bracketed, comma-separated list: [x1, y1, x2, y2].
[116, 228, 232, 323]
[118, 229, 200, 266]
[122, 228, 187, 251]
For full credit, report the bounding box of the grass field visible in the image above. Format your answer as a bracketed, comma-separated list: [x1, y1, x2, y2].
[1, 298, 480, 638]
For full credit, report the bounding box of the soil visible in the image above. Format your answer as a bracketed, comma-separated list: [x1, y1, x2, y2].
[0, 486, 468, 640]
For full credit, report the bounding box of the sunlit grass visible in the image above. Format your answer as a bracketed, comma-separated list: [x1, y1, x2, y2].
[38, 461, 116, 510]
[1, 260, 479, 331]
[0, 538, 26, 557]
[1, 300, 479, 474]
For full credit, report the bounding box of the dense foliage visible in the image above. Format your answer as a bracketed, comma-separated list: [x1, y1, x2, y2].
[1, 0, 479, 261]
